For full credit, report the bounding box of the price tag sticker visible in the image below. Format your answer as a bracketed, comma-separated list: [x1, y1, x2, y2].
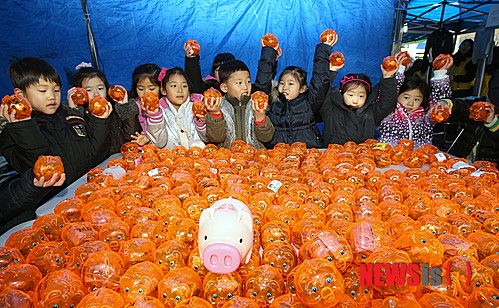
[434, 153, 447, 162]
[453, 161, 475, 170]
[148, 168, 159, 177]
[267, 180, 283, 193]
[471, 170, 486, 177]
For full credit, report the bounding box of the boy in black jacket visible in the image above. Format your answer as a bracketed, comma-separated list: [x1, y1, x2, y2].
[0, 57, 112, 186]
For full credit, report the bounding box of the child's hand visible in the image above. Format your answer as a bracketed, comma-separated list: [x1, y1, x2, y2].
[330, 62, 344, 72]
[252, 100, 267, 122]
[323, 32, 338, 47]
[184, 42, 197, 58]
[131, 132, 150, 146]
[66, 87, 78, 108]
[0, 104, 30, 123]
[95, 101, 113, 119]
[276, 46, 283, 61]
[381, 60, 401, 78]
[195, 113, 206, 123]
[144, 106, 160, 115]
[205, 96, 222, 115]
[483, 102, 496, 124]
[442, 56, 454, 70]
[33, 172, 66, 187]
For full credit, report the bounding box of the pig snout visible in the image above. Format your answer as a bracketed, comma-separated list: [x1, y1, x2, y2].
[202, 243, 241, 274]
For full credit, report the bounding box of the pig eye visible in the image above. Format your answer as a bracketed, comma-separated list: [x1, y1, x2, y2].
[239, 238, 243, 243]
[204, 235, 208, 240]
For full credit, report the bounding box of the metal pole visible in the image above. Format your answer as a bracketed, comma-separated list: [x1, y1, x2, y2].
[81, 0, 99, 70]
[391, 0, 408, 55]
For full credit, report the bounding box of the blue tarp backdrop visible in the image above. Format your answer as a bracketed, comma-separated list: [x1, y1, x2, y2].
[0, 0, 395, 97]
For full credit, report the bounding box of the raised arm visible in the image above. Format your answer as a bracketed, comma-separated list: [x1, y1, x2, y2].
[308, 43, 333, 115]
[255, 47, 278, 95]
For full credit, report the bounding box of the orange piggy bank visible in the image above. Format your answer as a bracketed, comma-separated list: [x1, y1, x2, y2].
[294, 258, 344, 308]
[157, 266, 203, 307]
[243, 264, 285, 307]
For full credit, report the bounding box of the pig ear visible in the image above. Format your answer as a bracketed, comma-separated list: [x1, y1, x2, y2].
[199, 207, 214, 229]
[238, 211, 253, 229]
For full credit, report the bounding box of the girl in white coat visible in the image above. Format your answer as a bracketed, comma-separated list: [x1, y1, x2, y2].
[146, 67, 207, 149]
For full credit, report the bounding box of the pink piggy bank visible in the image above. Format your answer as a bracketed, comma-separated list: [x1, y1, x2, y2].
[198, 197, 254, 274]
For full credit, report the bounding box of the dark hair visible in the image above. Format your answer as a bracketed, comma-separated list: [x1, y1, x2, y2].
[278, 66, 308, 88]
[218, 60, 250, 84]
[453, 39, 474, 66]
[211, 53, 235, 76]
[399, 75, 431, 111]
[8, 57, 61, 91]
[129, 64, 161, 99]
[340, 73, 372, 94]
[72, 67, 109, 89]
[160, 67, 192, 93]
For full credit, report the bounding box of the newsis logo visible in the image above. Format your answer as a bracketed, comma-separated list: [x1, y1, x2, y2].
[360, 262, 472, 287]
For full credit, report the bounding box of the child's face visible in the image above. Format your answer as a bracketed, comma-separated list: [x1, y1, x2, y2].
[82, 76, 106, 99]
[343, 84, 367, 109]
[20, 78, 61, 114]
[398, 88, 423, 113]
[161, 74, 189, 109]
[136, 77, 160, 99]
[278, 73, 306, 100]
[220, 71, 251, 101]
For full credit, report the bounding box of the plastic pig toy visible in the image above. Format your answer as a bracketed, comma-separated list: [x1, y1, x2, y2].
[25, 241, 70, 276]
[120, 261, 164, 303]
[34, 269, 85, 308]
[203, 271, 243, 307]
[157, 267, 203, 307]
[0, 247, 25, 270]
[243, 264, 285, 306]
[294, 258, 344, 308]
[198, 197, 253, 274]
[5, 228, 48, 257]
[0, 288, 33, 308]
[0, 263, 42, 294]
[77, 288, 125, 307]
[81, 250, 125, 293]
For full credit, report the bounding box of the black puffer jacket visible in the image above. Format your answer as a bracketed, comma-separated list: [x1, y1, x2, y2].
[321, 76, 398, 145]
[0, 107, 110, 185]
[0, 169, 53, 228]
[255, 44, 332, 148]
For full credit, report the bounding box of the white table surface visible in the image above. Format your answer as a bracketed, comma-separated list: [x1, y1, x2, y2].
[35, 153, 122, 217]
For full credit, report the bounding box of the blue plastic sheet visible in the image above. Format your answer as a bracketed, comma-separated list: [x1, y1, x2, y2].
[0, 0, 395, 97]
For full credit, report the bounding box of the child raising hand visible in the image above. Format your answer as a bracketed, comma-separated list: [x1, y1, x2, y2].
[255, 31, 337, 148]
[320, 55, 400, 145]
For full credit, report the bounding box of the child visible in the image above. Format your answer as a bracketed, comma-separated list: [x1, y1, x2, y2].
[204, 59, 275, 149]
[255, 34, 337, 148]
[68, 66, 142, 154]
[0, 169, 66, 235]
[378, 58, 452, 148]
[128, 63, 162, 146]
[444, 67, 499, 163]
[146, 67, 207, 149]
[320, 61, 399, 145]
[0, 57, 111, 186]
[184, 42, 235, 93]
